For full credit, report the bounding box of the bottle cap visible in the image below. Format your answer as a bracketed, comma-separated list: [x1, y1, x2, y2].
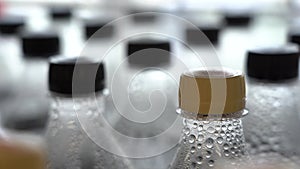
[288, 30, 300, 46]
[49, 57, 105, 95]
[186, 24, 221, 45]
[50, 7, 72, 19]
[127, 37, 171, 66]
[84, 19, 115, 39]
[247, 45, 300, 81]
[21, 31, 60, 57]
[0, 15, 25, 34]
[224, 11, 252, 26]
[179, 69, 246, 117]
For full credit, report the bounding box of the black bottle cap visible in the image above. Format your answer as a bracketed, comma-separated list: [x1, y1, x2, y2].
[0, 16, 25, 34]
[288, 30, 300, 46]
[186, 25, 221, 45]
[21, 31, 60, 57]
[224, 12, 251, 26]
[84, 19, 115, 40]
[49, 57, 105, 95]
[127, 38, 171, 66]
[50, 7, 72, 19]
[130, 10, 157, 23]
[247, 45, 300, 81]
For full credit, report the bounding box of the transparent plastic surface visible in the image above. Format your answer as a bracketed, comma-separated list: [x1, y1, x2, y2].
[45, 93, 132, 169]
[243, 79, 300, 160]
[170, 110, 247, 169]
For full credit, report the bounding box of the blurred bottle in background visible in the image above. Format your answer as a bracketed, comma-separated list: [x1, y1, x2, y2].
[46, 57, 132, 169]
[3, 30, 61, 132]
[170, 68, 248, 169]
[243, 44, 300, 161]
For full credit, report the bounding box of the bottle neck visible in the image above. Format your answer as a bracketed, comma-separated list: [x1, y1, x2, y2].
[172, 112, 247, 168]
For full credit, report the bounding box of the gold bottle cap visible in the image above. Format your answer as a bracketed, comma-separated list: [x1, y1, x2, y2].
[179, 68, 246, 117]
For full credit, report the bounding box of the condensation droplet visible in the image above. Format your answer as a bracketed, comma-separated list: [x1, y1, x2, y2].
[215, 125, 221, 131]
[228, 124, 233, 130]
[221, 125, 227, 131]
[198, 135, 204, 142]
[190, 146, 196, 154]
[208, 160, 214, 167]
[193, 123, 198, 129]
[184, 127, 190, 135]
[205, 150, 212, 158]
[205, 138, 214, 149]
[207, 127, 215, 134]
[189, 134, 196, 144]
[197, 143, 202, 149]
[196, 156, 203, 164]
[224, 150, 230, 157]
[198, 125, 203, 131]
[223, 143, 229, 150]
[217, 137, 223, 144]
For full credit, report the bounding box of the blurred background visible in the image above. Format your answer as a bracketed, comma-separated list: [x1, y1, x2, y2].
[0, 0, 300, 169]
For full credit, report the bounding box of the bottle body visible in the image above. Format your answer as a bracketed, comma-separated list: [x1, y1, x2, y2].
[170, 109, 247, 169]
[45, 92, 131, 169]
[244, 79, 300, 158]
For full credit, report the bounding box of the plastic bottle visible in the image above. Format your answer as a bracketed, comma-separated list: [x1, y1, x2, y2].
[46, 57, 132, 169]
[170, 68, 248, 169]
[243, 44, 300, 159]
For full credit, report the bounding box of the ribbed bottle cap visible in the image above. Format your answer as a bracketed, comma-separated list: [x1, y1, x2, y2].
[179, 69, 246, 116]
[127, 37, 171, 65]
[49, 57, 105, 95]
[0, 15, 25, 34]
[21, 31, 60, 57]
[186, 24, 221, 44]
[247, 45, 300, 81]
[84, 19, 115, 39]
[50, 7, 72, 19]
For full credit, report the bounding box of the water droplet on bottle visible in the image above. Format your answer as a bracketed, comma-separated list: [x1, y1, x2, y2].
[198, 125, 203, 131]
[207, 127, 215, 134]
[193, 123, 198, 129]
[205, 138, 214, 149]
[196, 143, 201, 150]
[215, 125, 221, 131]
[196, 156, 203, 164]
[220, 131, 225, 137]
[189, 134, 196, 144]
[203, 121, 210, 124]
[228, 124, 233, 130]
[208, 160, 214, 167]
[190, 146, 196, 154]
[191, 162, 197, 168]
[205, 150, 212, 158]
[198, 135, 204, 142]
[217, 137, 223, 144]
[183, 127, 190, 135]
[224, 150, 230, 157]
[221, 125, 227, 131]
[223, 143, 229, 150]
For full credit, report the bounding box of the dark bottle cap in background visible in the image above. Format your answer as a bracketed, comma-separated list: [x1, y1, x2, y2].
[0, 15, 25, 34]
[186, 25, 221, 45]
[288, 31, 300, 46]
[127, 37, 171, 66]
[224, 11, 252, 26]
[84, 19, 115, 40]
[50, 7, 72, 20]
[49, 57, 105, 95]
[129, 10, 157, 23]
[247, 44, 300, 81]
[21, 31, 60, 57]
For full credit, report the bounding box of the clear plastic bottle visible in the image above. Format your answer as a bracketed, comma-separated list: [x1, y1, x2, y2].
[46, 57, 132, 169]
[170, 68, 248, 169]
[243, 45, 300, 159]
